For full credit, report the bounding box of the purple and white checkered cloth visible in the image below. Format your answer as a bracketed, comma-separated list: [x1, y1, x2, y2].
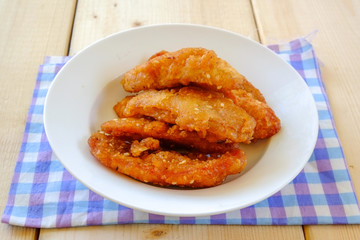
[2, 37, 360, 228]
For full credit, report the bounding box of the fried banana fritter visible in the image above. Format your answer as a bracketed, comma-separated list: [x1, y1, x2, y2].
[101, 118, 238, 153]
[115, 87, 256, 143]
[88, 132, 247, 188]
[130, 138, 160, 157]
[228, 89, 281, 140]
[113, 93, 280, 142]
[87, 47, 283, 189]
[121, 47, 265, 102]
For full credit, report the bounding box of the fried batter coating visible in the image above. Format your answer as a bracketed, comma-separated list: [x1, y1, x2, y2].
[101, 118, 238, 153]
[130, 138, 160, 157]
[227, 89, 281, 140]
[88, 132, 247, 188]
[114, 97, 138, 118]
[121, 47, 265, 102]
[113, 96, 133, 117]
[115, 87, 256, 143]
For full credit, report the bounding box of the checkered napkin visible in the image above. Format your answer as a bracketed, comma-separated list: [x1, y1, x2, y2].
[2, 38, 360, 228]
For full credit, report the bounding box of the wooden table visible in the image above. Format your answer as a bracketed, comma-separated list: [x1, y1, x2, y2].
[1, 0, 359, 239]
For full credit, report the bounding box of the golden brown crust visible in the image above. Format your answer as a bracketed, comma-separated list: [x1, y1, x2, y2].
[101, 117, 239, 153]
[88, 47, 282, 188]
[227, 89, 281, 140]
[116, 87, 256, 143]
[130, 137, 160, 157]
[121, 47, 265, 102]
[88, 132, 247, 188]
[113, 96, 133, 117]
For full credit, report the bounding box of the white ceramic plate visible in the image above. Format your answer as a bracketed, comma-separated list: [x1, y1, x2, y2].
[44, 24, 318, 216]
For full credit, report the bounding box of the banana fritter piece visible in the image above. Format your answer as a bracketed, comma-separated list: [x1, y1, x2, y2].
[228, 89, 281, 140]
[101, 117, 238, 153]
[115, 87, 256, 143]
[88, 132, 247, 188]
[121, 47, 265, 102]
[130, 138, 160, 157]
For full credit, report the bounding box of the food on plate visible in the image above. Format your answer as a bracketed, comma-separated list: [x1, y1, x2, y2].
[114, 86, 256, 143]
[88, 47, 281, 188]
[101, 118, 238, 153]
[113, 96, 132, 117]
[119, 47, 280, 140]
[229, 89, 281, 140]
[88, 132, 247, 188]
[121, 47, 265, 102]
[130, 137, 160, 157]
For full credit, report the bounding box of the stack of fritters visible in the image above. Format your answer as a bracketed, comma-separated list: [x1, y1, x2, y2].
[88, 48, 281, 188]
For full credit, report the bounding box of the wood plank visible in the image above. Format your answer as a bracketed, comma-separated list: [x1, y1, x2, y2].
[305, 225, 360, 240]
[252, 0, 360, 239]
[68, 0, 260, 55]
[40, 224, 304, 240]
[40, 0, 304, 239]
[0, 0, 77, 239]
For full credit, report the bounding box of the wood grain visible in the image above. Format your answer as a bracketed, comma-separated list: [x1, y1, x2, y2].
[40, 224, 304, 240]
[69, 0, 259, 55]
[0, 0, 77, 239]
[305, 225, 360, 240]
[252, 0, 360, 239]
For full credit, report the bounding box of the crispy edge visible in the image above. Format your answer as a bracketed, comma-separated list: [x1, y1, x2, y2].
[116, 87, 256, 143]
[227, 89, 281, 140]
[121, 47, 265, 102]
[88, 132, 247, 188]
[101, 118, 239, 153]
